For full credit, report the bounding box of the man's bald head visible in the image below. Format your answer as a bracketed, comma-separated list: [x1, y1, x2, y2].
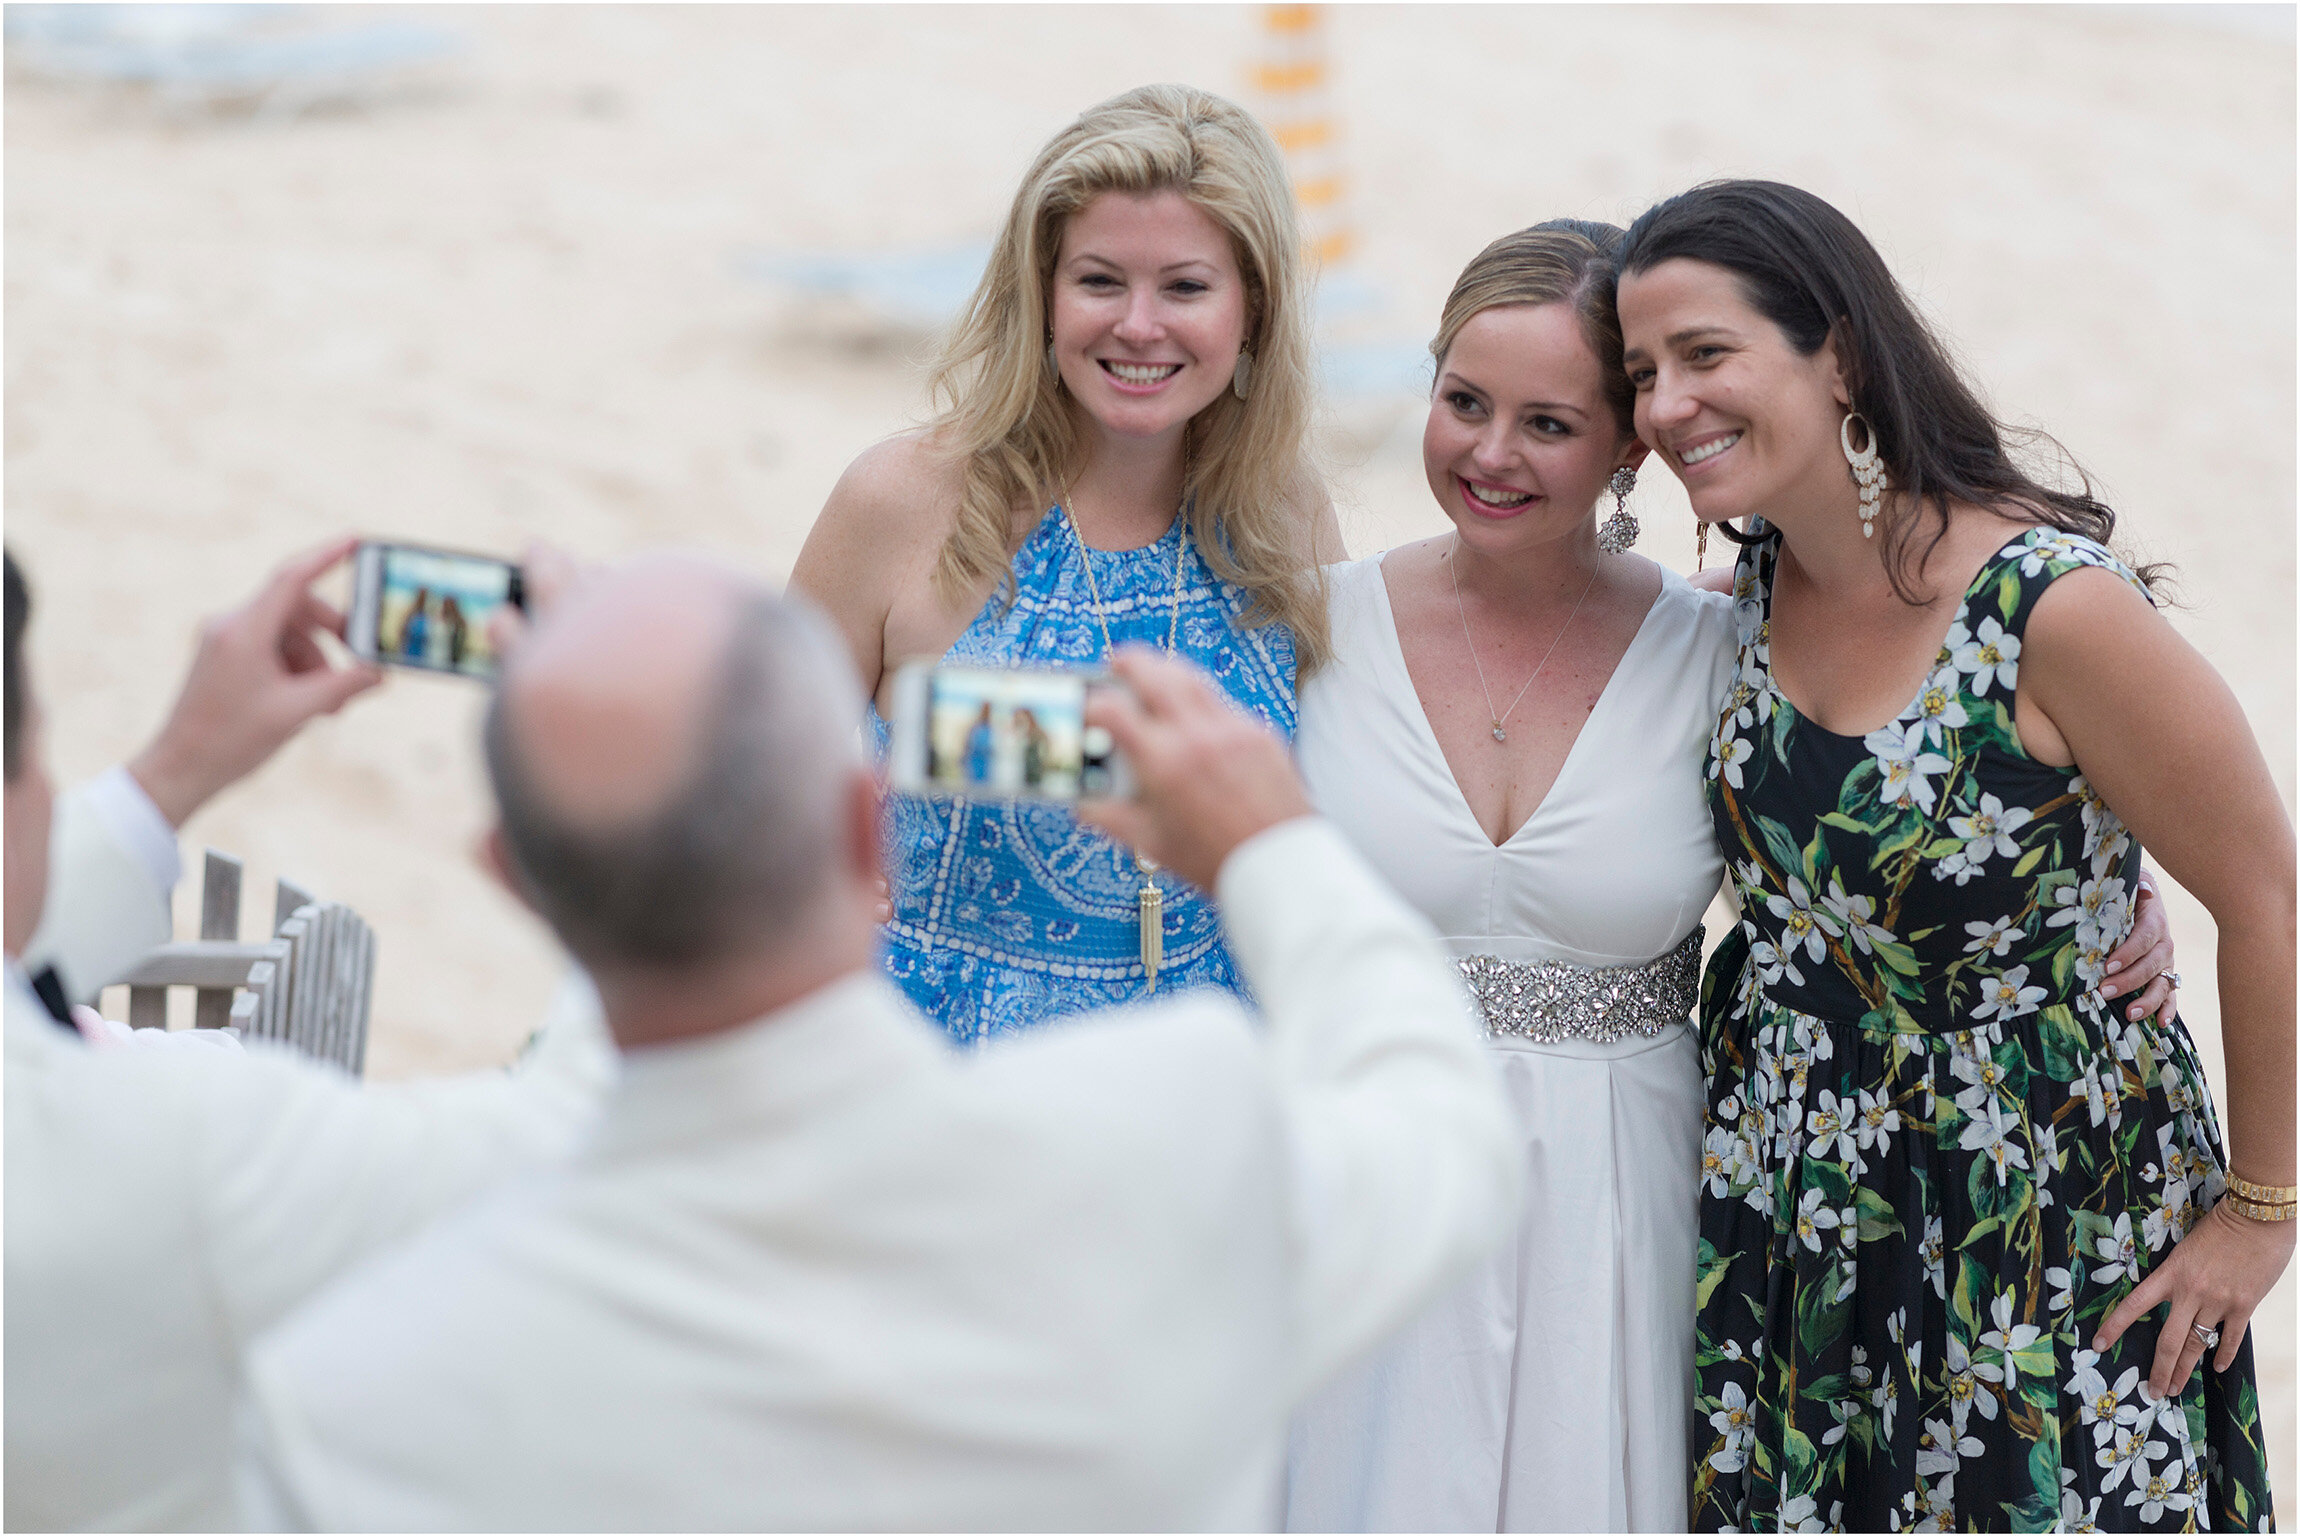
[485, 553, 865, 974]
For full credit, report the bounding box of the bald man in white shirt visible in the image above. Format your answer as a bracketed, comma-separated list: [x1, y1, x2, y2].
[234, 554, 1520, 1532]
[3, 543, 613, 1532]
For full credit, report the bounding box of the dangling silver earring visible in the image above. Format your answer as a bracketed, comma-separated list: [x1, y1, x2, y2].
[1046, 338, 1060, 386]
[1232, 351, 1253, 401]
[1841, 411, 1886, 538]
[1596, 466, 1639, 554]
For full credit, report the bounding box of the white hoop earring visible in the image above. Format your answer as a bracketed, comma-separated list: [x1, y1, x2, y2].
[1232, 351, 1253, 401]
[1841, 411, 1886, 539]
[1596, 466, 1639, 554]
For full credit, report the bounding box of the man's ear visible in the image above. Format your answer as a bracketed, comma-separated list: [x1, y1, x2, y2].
[478, 825, 537, 914]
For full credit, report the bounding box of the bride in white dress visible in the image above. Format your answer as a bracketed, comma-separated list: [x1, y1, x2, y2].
[1284, 220, 1727, 1534]
[1282, 221, 2182, 1532]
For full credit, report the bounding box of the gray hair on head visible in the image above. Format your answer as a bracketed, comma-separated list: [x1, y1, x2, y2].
[484, 590, 865, 972]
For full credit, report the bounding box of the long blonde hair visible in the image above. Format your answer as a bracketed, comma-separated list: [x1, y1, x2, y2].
[926, 83, 1329, 676]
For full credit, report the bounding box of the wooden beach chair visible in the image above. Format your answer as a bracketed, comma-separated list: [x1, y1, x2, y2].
[108, 851, 377, 1077]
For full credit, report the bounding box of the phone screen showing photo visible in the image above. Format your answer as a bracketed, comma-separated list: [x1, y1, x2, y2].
[924, 666, 1118, 799]
[376, 546, 520, 680]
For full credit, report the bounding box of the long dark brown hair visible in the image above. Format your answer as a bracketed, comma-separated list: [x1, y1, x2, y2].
[1614, 179, 2163, 601]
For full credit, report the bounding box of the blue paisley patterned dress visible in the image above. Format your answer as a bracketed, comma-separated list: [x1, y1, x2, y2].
[1693, 526, 2274, 1532]
[873, 506, 1299, 1045]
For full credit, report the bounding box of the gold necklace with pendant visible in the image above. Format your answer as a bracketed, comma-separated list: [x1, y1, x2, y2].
[1062, 489, 1188, 993]
[1448, 534, 1598, 744]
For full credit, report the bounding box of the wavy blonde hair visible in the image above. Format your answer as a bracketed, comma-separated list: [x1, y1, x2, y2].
[926, 83, 1329, 676]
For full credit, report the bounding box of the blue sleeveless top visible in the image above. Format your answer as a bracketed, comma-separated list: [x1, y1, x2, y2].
[872, 505, 1299, 1045]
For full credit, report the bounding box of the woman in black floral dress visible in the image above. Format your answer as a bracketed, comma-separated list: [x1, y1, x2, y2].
[1613, 181, 2293, 1532]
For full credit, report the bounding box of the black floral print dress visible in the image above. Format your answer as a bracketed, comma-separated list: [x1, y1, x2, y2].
[1693, 525, 2274, 1533]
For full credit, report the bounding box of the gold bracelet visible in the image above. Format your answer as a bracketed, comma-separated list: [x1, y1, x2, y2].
[2225, 1194, 2299, 1224]
[2227, 1172, 2299, 1206]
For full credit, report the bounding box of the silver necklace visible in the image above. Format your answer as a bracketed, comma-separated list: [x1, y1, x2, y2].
[1062, 491, 1188, 991]
[1447, 535, 1598, 744]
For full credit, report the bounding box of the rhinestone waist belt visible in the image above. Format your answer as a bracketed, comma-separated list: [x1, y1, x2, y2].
[1456, 927, 1704, 1043]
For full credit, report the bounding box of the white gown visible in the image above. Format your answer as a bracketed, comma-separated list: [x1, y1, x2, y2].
[1285, 553, 1736, 1533]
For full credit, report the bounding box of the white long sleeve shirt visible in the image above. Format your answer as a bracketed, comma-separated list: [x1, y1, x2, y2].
[235, 816, 1520, 1532]
[4, 781, 616, 1532]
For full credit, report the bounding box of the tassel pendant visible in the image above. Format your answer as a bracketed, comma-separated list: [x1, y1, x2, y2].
[1138, 877, 1163, 991]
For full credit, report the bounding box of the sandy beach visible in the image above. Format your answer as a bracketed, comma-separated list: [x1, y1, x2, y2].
[7, 1, 2292, 1501]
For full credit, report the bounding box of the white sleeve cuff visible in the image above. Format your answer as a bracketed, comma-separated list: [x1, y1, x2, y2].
[86, 765, 184, 897]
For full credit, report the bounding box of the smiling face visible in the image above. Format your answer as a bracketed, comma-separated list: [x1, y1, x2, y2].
[1422, 301, 1641, 558]
[1048, 189, 1252, 444]
[1617, 257, 1850, 527]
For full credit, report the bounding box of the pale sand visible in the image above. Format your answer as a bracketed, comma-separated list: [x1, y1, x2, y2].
[7, 2, 2290, 1502]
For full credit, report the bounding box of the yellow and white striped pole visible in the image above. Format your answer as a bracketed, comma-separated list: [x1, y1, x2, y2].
[1251, 4, 1351, 270]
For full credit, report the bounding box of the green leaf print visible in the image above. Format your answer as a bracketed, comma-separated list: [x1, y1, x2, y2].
[1996, 568, 2023, 621]
[2010, 845, 2045, 877]
[1696, 1241, 1737, 1311]
[1855, 1186, 1904, 1242]
[1796, 1267, 1846, 1357]
[1869, 937, 1923, 978]
[1820, 810, 1881, 837]
[1753, 813, 1804, 885]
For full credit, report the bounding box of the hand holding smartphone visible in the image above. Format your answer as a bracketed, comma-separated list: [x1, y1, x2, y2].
[884, 661, 1136, 801]
[347, 541, 525, 682]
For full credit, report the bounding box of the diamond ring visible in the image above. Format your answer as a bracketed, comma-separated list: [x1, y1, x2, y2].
[2192, 1322, 2222, 1350]
[2167, 971, 2184, 990]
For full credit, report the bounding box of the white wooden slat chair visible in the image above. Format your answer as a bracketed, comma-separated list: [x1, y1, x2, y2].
[108, 851, 376, 1075]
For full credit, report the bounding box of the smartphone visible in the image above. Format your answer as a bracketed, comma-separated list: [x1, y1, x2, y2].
[884, 660, 1134, 801]
[347, 541, 524, 682]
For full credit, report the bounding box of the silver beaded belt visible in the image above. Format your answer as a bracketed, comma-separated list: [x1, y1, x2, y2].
[1456, 927, 1704, 1043]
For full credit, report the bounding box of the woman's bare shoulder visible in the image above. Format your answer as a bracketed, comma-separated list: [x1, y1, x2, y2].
[819, 428, 969, 541]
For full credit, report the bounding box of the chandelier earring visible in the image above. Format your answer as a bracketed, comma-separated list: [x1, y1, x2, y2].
[1596, 466, 1639, 555]
[1232, 350, 1254, 401]
[1841, 410, 1887, 539]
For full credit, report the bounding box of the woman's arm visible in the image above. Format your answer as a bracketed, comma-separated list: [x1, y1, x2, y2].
[788, 434, 951, 703]
[2020, 566, 2295, 1396]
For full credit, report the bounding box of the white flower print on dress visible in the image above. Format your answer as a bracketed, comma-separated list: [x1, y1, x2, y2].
[2096, 1422, 2162, 1496]
[1947, 792, 2033, 872]
[1794, 1186, 1843, 1252]
[2019, 530, 2088, 577]
[2071, 1350, 2127, 1446]
[1921, 1217, 1947, 1298]
[1864, 720, 1952, 813]
[1712, 732, 1753, 789]
[1904, 665, 1970, 747]
[1976, 1290, 2043, 1392]
[1949, 614, 2021, 695]
[1916, 1416, 1984, 1477]
[1765, 877, 1841, 969]
[1806, 1090, 1858, 1164]
[1708, 1380, 1755, 1472]
[1971, 965, 2048, 1024]
[1942, 1332, 1999, 1431]
[1820, 874, 1895, 955]
[1852, 1086, 1900, 1155]
[2127, 1468, 2194, 1524]
[1962, 913, 2021, 958]
[2091, 1212, 2140, 1287]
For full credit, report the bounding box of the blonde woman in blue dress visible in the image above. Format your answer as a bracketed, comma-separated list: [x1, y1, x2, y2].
[1282, 222, 2180, 1533]
[794, 85, 1339, 1043]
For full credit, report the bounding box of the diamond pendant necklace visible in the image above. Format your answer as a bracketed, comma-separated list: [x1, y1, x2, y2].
[1063, 489, 1188, 992]
[1448, 535, 1598, 744]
